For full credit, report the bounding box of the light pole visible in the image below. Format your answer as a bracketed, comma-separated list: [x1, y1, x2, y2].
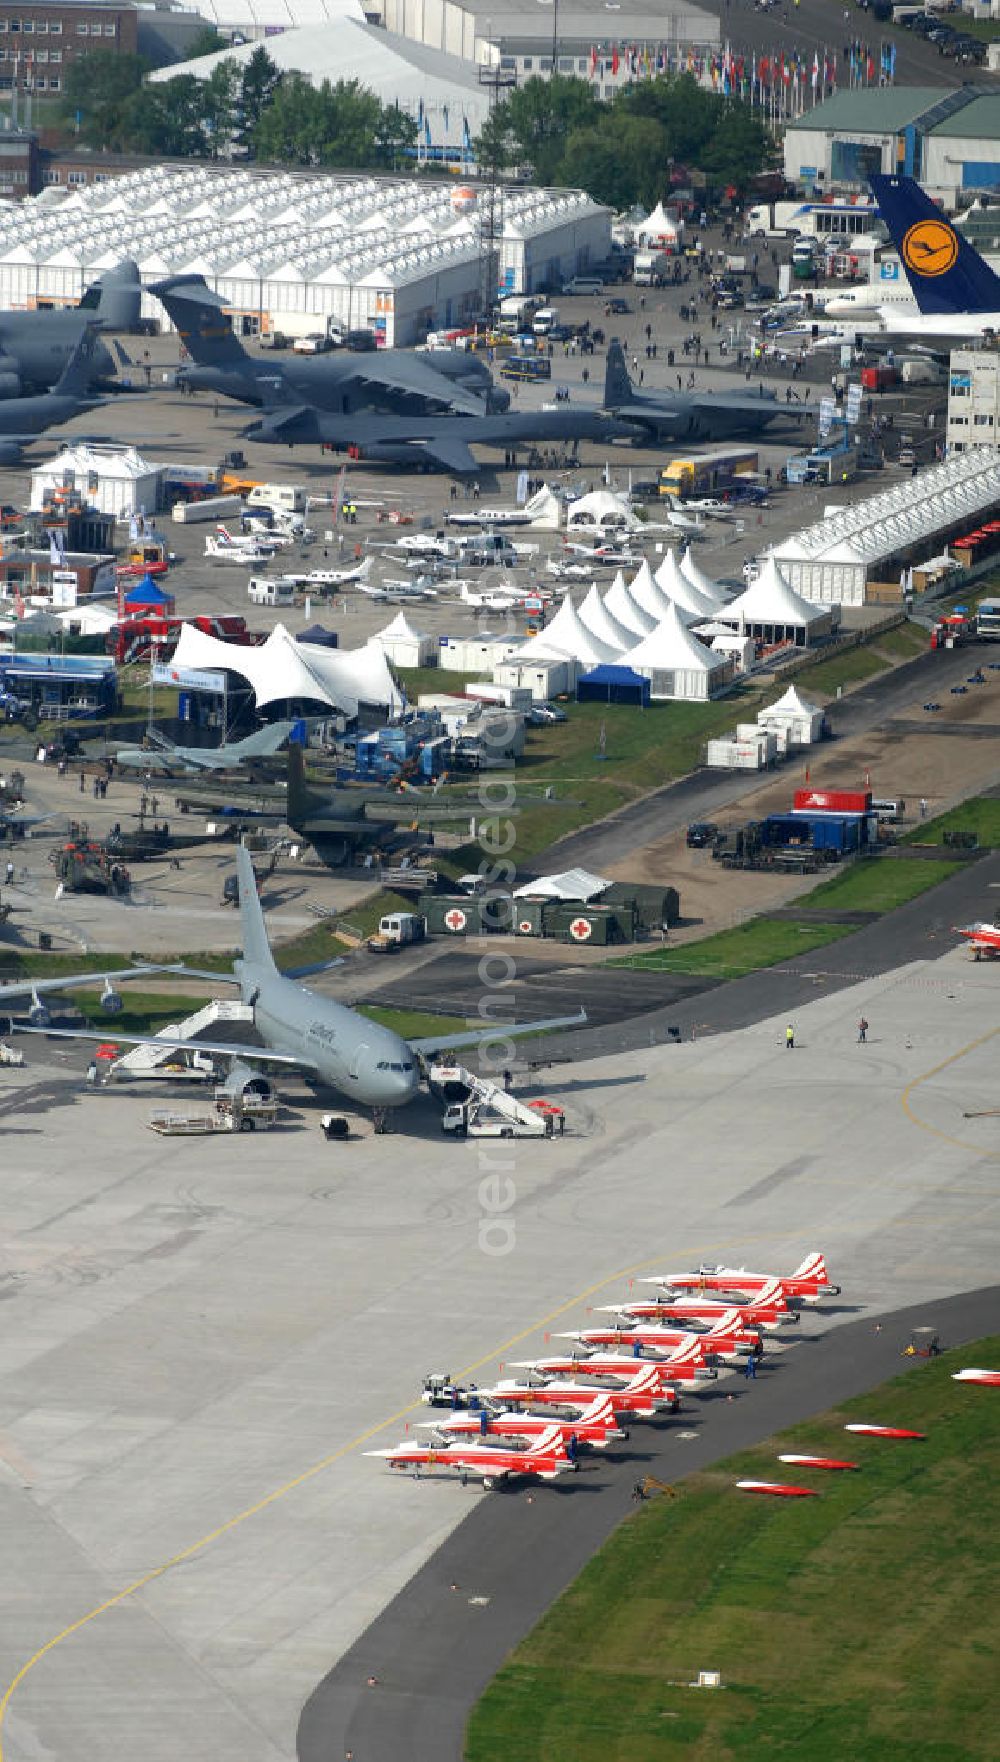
[537, 0, 559, 77]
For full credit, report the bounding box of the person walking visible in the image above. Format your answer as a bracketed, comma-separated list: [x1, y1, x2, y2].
[858, 1017, 868, 1044]
[786, 1023, 795, 1050]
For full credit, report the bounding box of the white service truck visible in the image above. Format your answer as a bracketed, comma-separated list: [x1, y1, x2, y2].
[172, 495, 244, 525]
[366, 911, 427, 954]
[633, 249, 672, 287]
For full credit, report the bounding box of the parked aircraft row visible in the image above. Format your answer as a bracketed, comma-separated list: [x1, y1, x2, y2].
[368, 1254, 839, 1485]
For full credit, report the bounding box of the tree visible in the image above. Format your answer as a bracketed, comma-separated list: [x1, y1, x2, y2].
[184, 26, 229, 61]
[237, 47, 281, 154]
[60, 50, 147, 149]
[482, 76, 601, 185]
[620, 73, 718, 162]
[700, 103, 774, 191]
[557, 114, 667, 211]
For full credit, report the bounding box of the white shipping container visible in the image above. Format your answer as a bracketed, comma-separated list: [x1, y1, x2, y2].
[172, 495, 243, 525]
[465, 682, 532, 710]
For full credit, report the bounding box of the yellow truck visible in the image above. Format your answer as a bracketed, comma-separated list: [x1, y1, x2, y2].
[659, 447, 759, 499]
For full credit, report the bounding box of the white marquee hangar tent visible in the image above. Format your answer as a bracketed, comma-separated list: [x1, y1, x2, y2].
[172, 622, 403, 717]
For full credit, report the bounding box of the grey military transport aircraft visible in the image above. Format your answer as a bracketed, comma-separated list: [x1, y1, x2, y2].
[0, 327, 108, 465]
[601, 339, 813, 443]
[152, 275, 506, 417]
[17, 845, 586, 1114]
[0, 260, 142, 395]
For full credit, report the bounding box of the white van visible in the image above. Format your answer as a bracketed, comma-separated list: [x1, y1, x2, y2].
[532, 306, 559, 336]
[871, 798, 905, 821]
[248, 577, 296, 606]
[561, 276, 603, 296]
[247, 483, 307, 515]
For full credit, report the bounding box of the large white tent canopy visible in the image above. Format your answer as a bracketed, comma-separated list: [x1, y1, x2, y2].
[516, 595, 621, 667]
[721, 559, 831, 646]
[654, 548, 719, 619]
[604, 572, 657, 638]
[172, 621, 403, 716]
[621, 603, 730, 700]
[576, 583, 633, 654]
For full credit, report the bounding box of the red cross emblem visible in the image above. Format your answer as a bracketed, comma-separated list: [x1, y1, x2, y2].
[569, 917, 592, 940]
[444, 908, 466, 931]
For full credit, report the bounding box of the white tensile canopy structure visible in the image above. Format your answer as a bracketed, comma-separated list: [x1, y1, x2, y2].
[172, 621, 403, 716]
[654, 549, 720, 619]
[621, 603, 731, 700]
[515, 595, 622, 667]
[604, 571, 657, 638]
[636, 202, 684, 247]
[374, 611, 436, 668]
[629, 559, 694, 625]
[720, 559, 833, 648]
[565, 490, 642, 534]
[513, 867, 609, 901]
[757, 683, 826, 745]
[680, 547, 729, 605]
[576, 583, 633, 654]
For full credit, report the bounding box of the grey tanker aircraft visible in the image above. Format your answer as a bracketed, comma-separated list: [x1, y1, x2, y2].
[152, 276, 507, 417]
[601, 340, 815, 443]
[17, 845, 586, 1114]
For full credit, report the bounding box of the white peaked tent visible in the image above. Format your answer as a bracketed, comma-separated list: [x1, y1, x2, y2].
[680, 547, 729, 606]
[621, 603, 731, 700]
[757, 683, 826, 745]
[523, 485, 562, 530]
[577, 583, 632, 654]
[374, 610, 436, 668]
[629, 558, 692, 625]
[721, 558, 832, 649]
[516, 595, 622, 667]
[604, 571, 657, 638]
[171, 621, 403, 716]
[637, 201, 684, 248]
[654, 549, 719, 619]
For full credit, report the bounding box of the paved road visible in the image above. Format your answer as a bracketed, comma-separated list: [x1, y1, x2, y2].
[530, 641, 989, 879]
[706, 0, 997, 88]
[298, 1282, 997, 1762]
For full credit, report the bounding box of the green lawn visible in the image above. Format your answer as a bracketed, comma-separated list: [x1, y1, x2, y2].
[608, 918, 854, 978]
[60, 988, 465, 1044]
[466, 1339, 1000, 1762]
[790, 646, 888, 696]
[802, 857, 962, 914]
[870, 622, 927, 662]
[905, 797, 1000, 851]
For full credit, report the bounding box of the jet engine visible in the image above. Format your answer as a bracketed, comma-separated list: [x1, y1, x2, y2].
[28, 991, 52, 1028]
[217, 1061, 273, 1105]
[100, 979, 123, 1014]
[0, 369, 22, 399]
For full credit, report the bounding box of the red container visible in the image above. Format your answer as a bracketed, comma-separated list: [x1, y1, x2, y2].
[793, 788, 871, 814]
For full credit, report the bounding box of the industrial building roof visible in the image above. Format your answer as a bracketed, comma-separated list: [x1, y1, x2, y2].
[786, 88, 945, 134]
[0, 166, 602, 293]
[928, 95, 1000, 139]
[772, 449, 1000, 570]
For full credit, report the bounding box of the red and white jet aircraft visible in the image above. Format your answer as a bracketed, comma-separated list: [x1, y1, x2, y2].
[420, 1393, 626, 1449]
[557, 1308, 759, 1359]
[623, 1276, 797, 1329]
[956, 922, 1000, 959]
[513, 1337, 715, 1385]
[366, 1423, 573, 1485]
[646, 1252, 840, 1304]
[481, 1364, 678, 1416]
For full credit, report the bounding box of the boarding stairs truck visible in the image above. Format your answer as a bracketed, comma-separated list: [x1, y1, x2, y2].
[431, 1062, 561, 1137]
[110, 1000, 254, 1079]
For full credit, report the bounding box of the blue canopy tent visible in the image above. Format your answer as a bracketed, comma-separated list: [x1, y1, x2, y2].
[296, 625, 339, 648]
[577, 664, 650, 707]
[124, 574, 175, 615]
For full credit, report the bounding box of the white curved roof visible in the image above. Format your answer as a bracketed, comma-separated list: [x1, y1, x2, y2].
[576, 583, 632, 654]
[679, 547, 727, 606]
[172, 621, 401, 716]
[772, 448, 1000, 569]
[603, 572, 657, 637]
[622, 603, 723, 674]
[723, 558, 825, 628]
[565, 489, 642, 531]
[654, 549, 719, 619]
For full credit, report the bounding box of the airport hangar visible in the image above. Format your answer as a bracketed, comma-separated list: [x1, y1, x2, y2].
[0, 165, 610, 346]
[784, 87, 1000, 202]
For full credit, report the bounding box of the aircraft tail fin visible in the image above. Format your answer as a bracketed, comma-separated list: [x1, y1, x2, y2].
[583, 1393, 617, 1427]
[626, 1364, 660, 1391]
[705, 1308, 742, 1338]
[791, 1252, 827, 1284]
[53, 325, 100, 398]
[79, 259, 142, 331]
[286, 739, 325, 829]
[753, 1277, 786, 1307]
[604, 338, 634, 409]
[667, 1336, 703, 1366]
[236, 844, 278, 974]
[234, 719, 294, 760]
[528, 1424, 565, 1455]
[151, 274, 251, 368]
[870, 175, 1000, 316]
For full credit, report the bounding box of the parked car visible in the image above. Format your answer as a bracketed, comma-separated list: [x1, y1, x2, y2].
[607, 296, 631, 314]
[686, 821, 718, 848]
[529, 702, 567, 724]
[292, 333, 333, 354]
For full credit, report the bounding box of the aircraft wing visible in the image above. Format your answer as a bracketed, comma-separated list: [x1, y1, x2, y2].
[13, 1023, 319, 1069]
[0, 964, 165, 1005]
[409, 1007, 586, 1054]
[410, 435, 479, 474]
